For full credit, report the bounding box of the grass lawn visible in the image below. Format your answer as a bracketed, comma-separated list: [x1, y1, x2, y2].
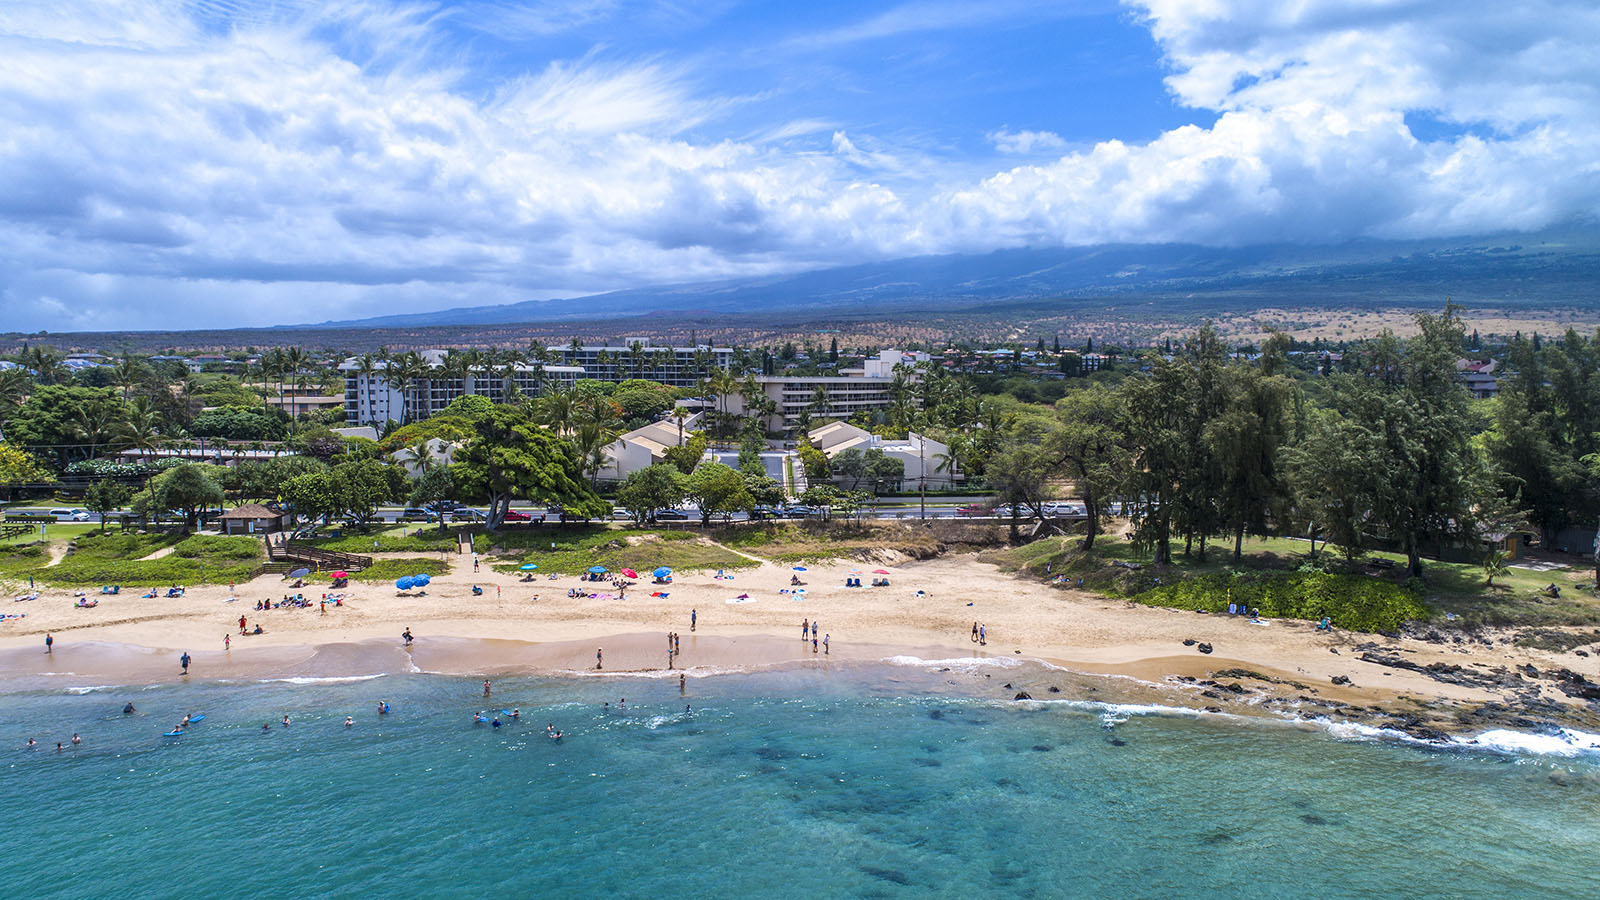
[0, 531, 266, 588]
[489, 527, 756, 575]
[305, 525, 490, 555]
[352, 558, 453, 583]
[0, 522, 99, 547]
[712, 521, 966, 564]
[989, 533, 1598, 630]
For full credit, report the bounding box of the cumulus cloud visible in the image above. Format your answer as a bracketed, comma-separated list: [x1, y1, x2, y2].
[0, 0, 1596, 330]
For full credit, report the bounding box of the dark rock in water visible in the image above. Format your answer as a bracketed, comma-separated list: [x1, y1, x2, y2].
[1003, 683, 1012, 689]
[1200, 690, 1222, 699]
[1331, 675, 1352, 686]
[928, 709, 945, 720]
[1549, 668, 1600, 701]
[1032, 744, 1053, 752]
[1013, 691, 1033, 701]
[1107, 738, 1127, 747]
[1204, 706, 1223, 713]
[1200, 831, 1234, 845]
[1197, 643, 1214, 654]
[1047, 686, 1061, 693]
[994, 777, 1020, 789]
[1175, 675, 1197, 683]
[1223, 682, 1246, 694]
[913, 757, 942, 767]
[1299, 814, 1328, 826]
[861, 866, 913, 886]
[755, 746, 799, 761]
[1183, 638, 1197, 646]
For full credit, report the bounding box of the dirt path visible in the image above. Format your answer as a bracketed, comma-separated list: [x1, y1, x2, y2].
[139, 546, 176, 561]
[704, 538, 770, 565]
[44, 542, 69, 568]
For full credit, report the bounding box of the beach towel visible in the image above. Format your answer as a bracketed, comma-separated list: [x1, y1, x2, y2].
[651, 591, 669, 598]
[725, 597, 756, 605]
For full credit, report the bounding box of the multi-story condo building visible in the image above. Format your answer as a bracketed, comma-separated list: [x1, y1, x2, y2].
[726, 350, 924, 431]
[340, 350, 584, 426]
[340, 341, 733, 426]
[548, 340, 734, 387]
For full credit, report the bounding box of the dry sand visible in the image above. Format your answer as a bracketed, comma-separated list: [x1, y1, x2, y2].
[4, 551, 1597, 726]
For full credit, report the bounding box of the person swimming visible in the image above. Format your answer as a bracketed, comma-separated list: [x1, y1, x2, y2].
[492, 718, 501, 728]
[474, 714, 488, 724]
[344, 716, 354, 727]
[509, 708, 519, 719]
[123, 703, 135, 715]
[378, 701, 390, 715]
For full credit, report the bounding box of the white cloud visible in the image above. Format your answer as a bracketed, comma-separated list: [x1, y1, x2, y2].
[0, 0, 1597, 330]
[988, 129, 1067, 154]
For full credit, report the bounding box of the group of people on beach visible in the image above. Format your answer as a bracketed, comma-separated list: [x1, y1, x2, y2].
[801, 619, 829, 654]
[971, 622, 987, 645]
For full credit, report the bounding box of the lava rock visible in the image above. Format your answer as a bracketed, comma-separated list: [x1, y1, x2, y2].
[1197, 643, 1214, 654]
[1182, 638, 1197, 646]
[1013, 692, 1033, 701]
[1331, 675, 1352, 686]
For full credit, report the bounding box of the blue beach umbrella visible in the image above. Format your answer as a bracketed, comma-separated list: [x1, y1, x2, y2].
[791, 566, 807, 572]
[588, 566, 607, 574]
[396, 577, 414, 591]
[519, 563, 538, 571]
[652, 567, 671, 577]
[414, 573, 431, 586]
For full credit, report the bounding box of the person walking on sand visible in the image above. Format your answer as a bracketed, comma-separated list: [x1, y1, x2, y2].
[239, 615, 247, 636]
[180, 651, 192, 675]
[812, 634, 818, 653]
[473, 556, 480, 573]
[690, 609, 696, 632]
[971, 622, 978, 643]
[979, 624, 987, 646]
[45, 633, 52, 655]
[802, 618, 808, 640]
[224, 634, 230, 651]
[823, 634, 829, 655]
[596, 648, 603, 670]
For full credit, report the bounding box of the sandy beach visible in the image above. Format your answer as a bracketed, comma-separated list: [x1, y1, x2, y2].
[5, 550, 1599, 733]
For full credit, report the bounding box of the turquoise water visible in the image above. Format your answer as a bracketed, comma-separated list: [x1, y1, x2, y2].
[3, 665, 1598, 899]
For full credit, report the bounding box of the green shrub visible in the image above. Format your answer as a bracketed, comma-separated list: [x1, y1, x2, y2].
[353, 558, 452, 582]
[172, 535, 264, 561]
[1133, 572, 1430, 633]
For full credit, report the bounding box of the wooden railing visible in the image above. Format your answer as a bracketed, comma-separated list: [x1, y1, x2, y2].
[263, 536, 374, 571]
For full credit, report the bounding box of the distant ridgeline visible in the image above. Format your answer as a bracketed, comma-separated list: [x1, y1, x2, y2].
[5, 226, 1598, 353]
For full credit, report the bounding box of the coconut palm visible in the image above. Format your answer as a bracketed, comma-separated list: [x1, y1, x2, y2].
[116, 397, 163, 460]
[402, 438, 435, 474]
[112, 356, 144, 402]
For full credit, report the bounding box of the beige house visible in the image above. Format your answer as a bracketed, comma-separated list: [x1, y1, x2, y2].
[808, 422, 955, 488]
[599, 414, 705, 481]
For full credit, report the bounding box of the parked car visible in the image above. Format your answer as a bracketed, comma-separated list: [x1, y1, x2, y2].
[50, 508, 90, 521]
[780, 504, 819, 518]
[991, 504, 1015, 518]
[503, 510, 532, 522]
[653, 508, 690, 521]
[955, 504, 993, 517]
[450, 508, 485, 522]
[398, 508, 431, 522]
[425, 501, 459, 514]
[750, 506, 778, 520]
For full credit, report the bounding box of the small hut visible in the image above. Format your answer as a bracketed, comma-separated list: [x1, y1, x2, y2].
[220, 503, 284, 536]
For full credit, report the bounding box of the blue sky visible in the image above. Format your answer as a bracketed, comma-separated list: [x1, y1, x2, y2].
[0, 0, 1597, 331]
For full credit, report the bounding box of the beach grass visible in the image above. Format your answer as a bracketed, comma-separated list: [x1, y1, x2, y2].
[488, 527, 755, 575]
[0, 531, 266, 587]
[988, 533, 1598, 629]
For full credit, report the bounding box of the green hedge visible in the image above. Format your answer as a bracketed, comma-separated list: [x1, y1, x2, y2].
[172, 535, 264, 561]
[353, 558, 452, 583]
[1132, 572, 1430, 633]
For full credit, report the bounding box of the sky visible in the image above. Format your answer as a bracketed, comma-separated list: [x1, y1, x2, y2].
[1, 0, 1597, 332]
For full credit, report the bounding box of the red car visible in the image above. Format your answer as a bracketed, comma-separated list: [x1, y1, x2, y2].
[956, 504, 993, 517]
[503, 510, 532, 522]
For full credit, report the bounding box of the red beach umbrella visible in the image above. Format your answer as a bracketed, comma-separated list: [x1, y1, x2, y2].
[872, 569, 891, 575]
[331, 571, 348, 579]
[621, 569, 639, 579]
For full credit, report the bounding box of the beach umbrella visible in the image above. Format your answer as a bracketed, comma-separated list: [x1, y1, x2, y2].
[287, 567, 310, 579]
[588, 566, 607, 574]
[621, 569, 639, 579]
[519, 563, 538, 571]
[872, 569, 890, 575]
[414, 573, 431, 586]
[331, 571, 348, 579]
[396, 577, 414, 591]
[791, 566, 807, 572]
[652, 567, 672, 577]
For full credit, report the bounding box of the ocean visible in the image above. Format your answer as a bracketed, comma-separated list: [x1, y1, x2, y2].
[4, 660, 1598, 899]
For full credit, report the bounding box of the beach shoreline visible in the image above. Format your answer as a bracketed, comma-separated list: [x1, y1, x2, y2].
[5, 551, 1600, 739]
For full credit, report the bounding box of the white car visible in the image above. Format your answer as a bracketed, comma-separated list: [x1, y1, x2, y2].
[50, 508, 90, 521]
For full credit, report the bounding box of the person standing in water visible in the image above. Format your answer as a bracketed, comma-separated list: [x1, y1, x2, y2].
[402, 628, 413, 646]
[483, 679, 492, 697]
[823, 634, 829, 655]
[45, 633, 52, 655]
[801, 619, 808, 640]
[224, 634, 230, 651]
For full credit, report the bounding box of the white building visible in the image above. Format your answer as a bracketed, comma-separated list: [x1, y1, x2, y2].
[551, 340, 733, 386]
[598, 413, 706, 482]
[724, 351, 925, 432]
[808, 422, 954, 488]
[339, 350, 584, 426]
[389, 436, 460, 477]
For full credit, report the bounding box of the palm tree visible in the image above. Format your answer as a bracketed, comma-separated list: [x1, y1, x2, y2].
[402, 438, 435, 474]
[69, 405, 115, 464]
[24, 347, 66, 385]
[116, 397, 163, 461]
[536, 384, 577, 436]
[112, 356, 143, 402]
[628, 340, 647, 378]
[573, 419, 620, 486]
[284, 346, 308, 400]
[672, 406, 690, 446]
[353, 354, 378, 424]
[1483, 549, 1509, 587]
[0, 368, 30, 423]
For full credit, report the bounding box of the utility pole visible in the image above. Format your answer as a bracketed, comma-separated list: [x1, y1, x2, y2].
[917, 413, 926, 521]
